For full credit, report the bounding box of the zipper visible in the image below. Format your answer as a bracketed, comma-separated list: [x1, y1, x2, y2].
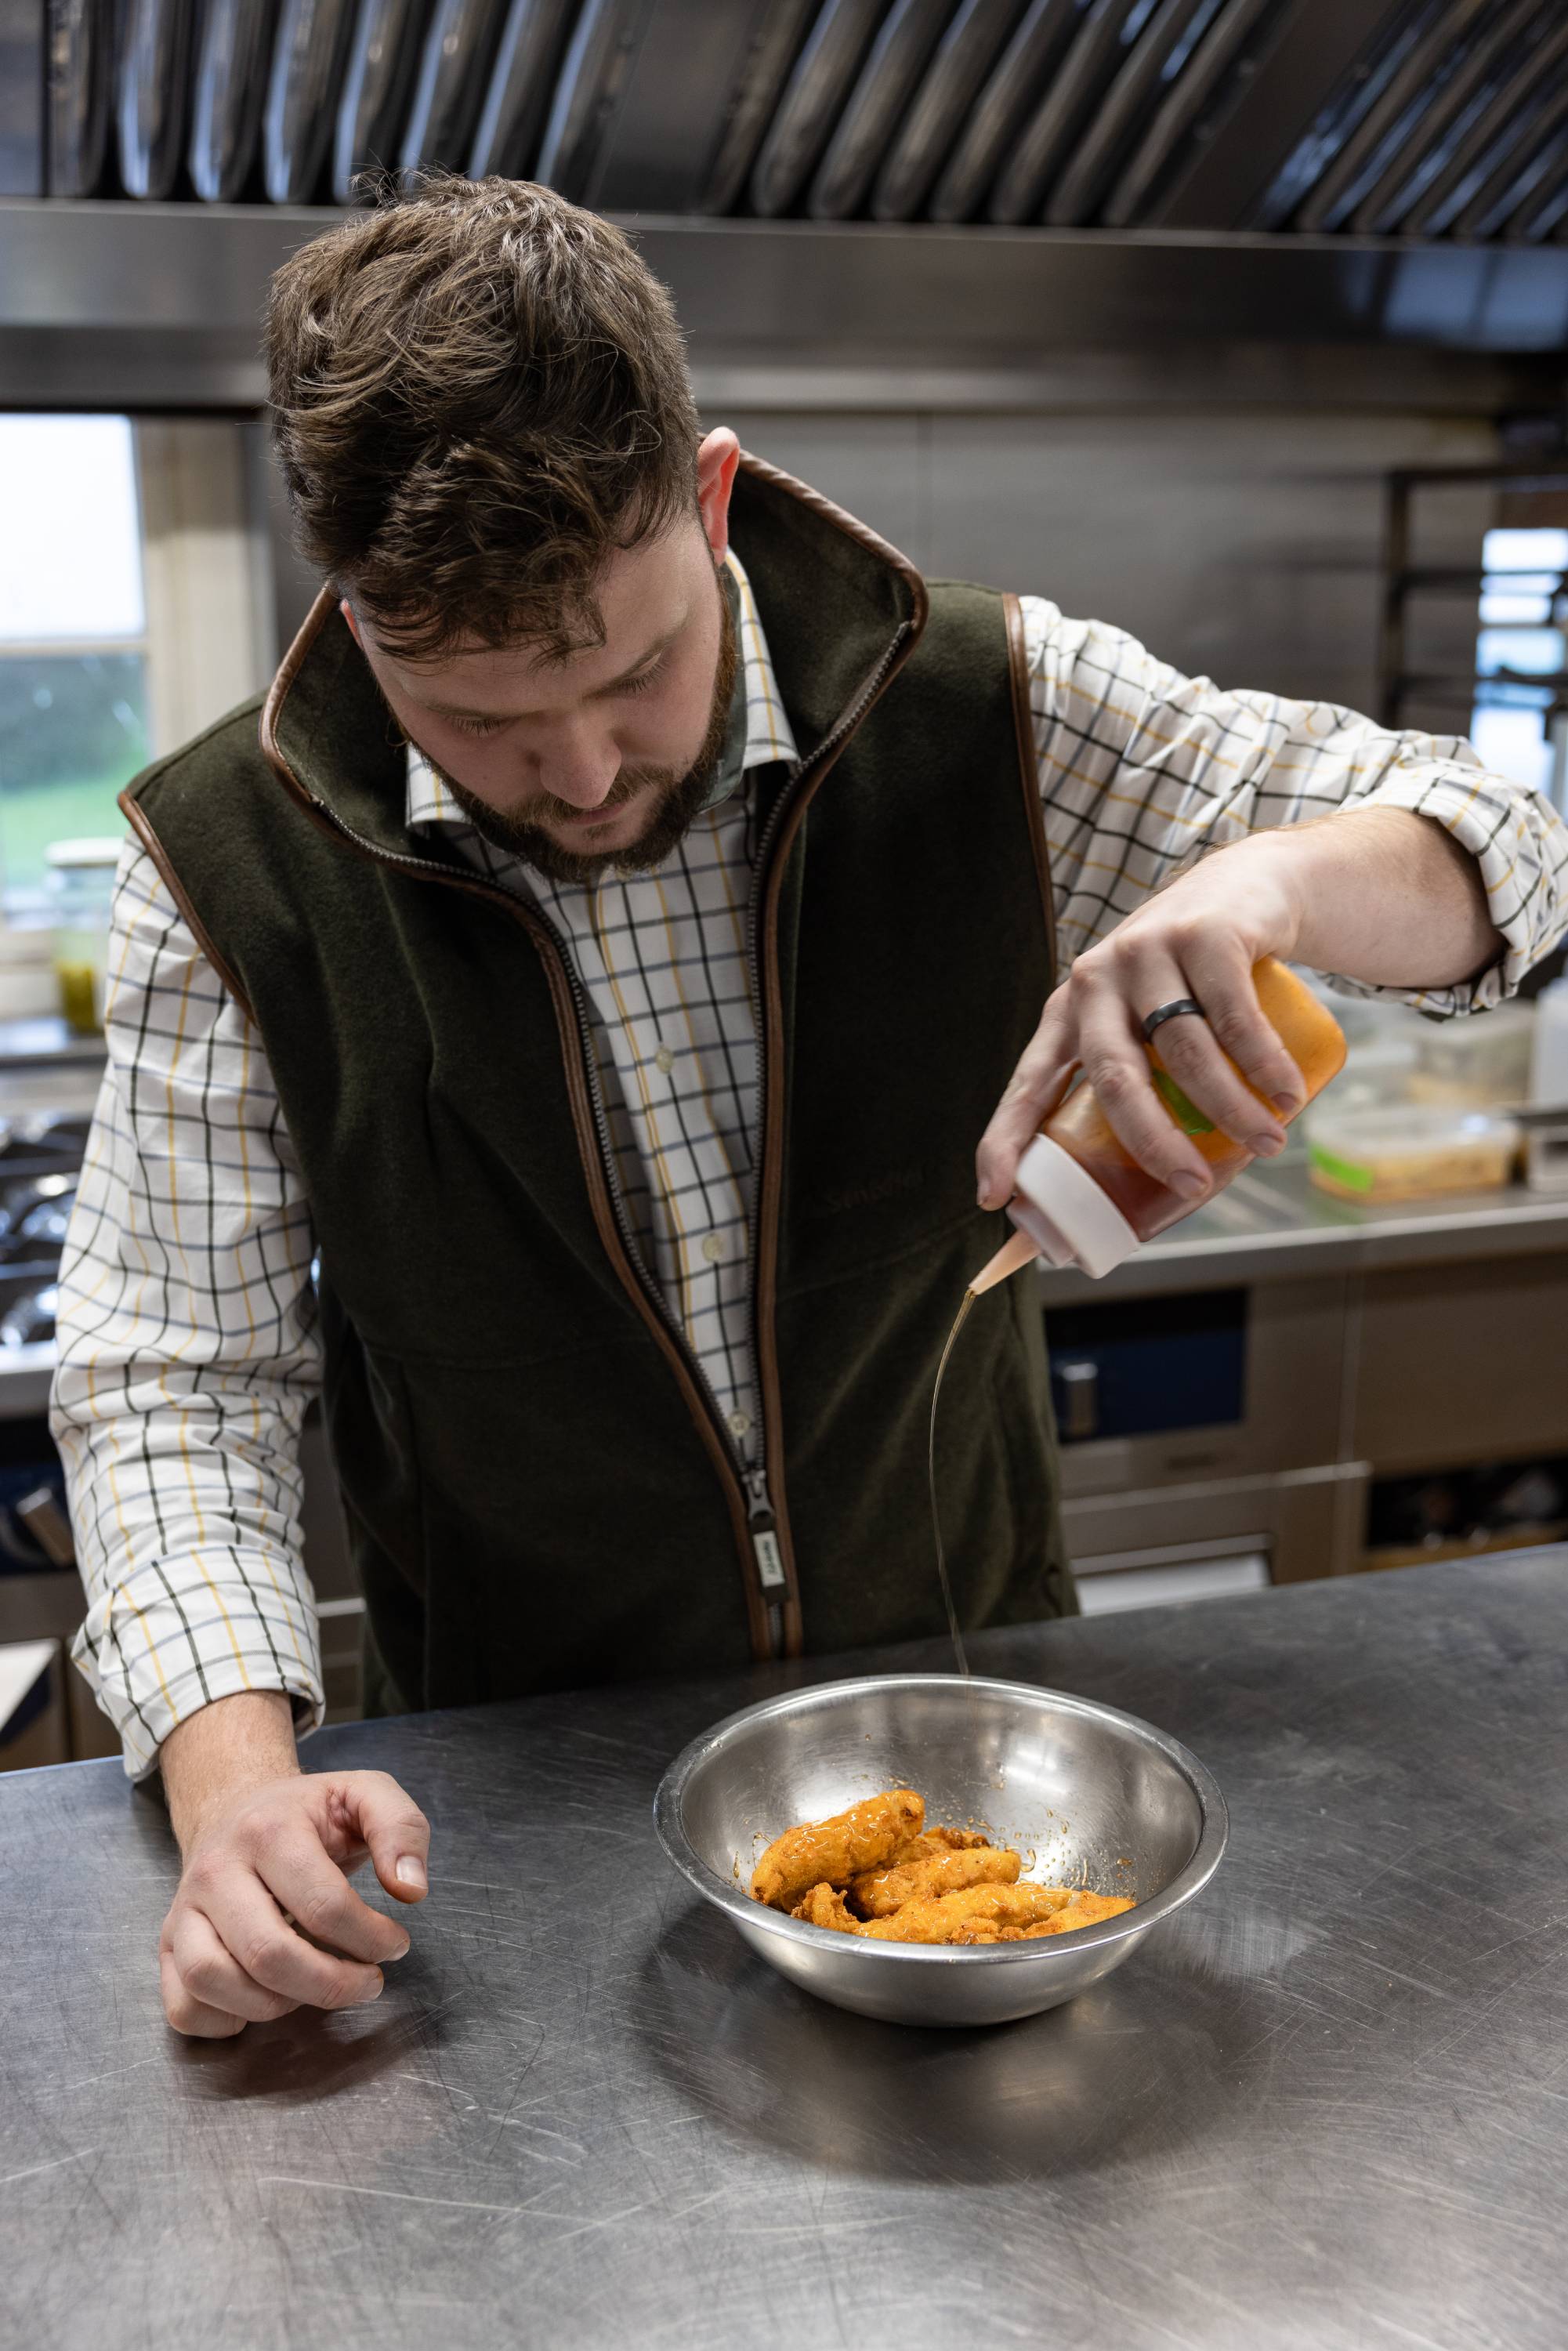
[295, 799, 788, 1634]
[738, 621, 918, 1628]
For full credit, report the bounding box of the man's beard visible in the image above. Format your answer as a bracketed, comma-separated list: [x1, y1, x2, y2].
[428, 577, 740, 887]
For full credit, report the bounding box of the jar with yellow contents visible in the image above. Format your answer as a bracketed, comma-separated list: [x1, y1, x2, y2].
[45, 838, 123, 1036]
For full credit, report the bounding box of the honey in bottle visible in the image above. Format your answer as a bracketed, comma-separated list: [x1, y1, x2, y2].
[980, 958, 1346, 1285]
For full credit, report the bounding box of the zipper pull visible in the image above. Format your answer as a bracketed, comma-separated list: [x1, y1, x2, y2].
[745, 1469, 787, 1592]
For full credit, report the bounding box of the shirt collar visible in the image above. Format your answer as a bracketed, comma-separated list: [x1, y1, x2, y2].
[405, 547, 795, 835]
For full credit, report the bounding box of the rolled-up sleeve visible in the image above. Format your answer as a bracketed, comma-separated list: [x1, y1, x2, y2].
[50, 842, 324, 1778]
[1024, 595, 1568, 1012]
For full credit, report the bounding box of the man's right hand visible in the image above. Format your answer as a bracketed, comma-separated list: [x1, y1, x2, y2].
[157, 1690, 430, 2038]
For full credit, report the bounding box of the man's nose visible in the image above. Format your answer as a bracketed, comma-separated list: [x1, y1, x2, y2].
[532, 724, 620, 812]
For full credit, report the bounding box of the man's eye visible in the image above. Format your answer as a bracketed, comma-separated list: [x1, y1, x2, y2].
[620, 658, 665, 698]
[451, 715, 505, 737]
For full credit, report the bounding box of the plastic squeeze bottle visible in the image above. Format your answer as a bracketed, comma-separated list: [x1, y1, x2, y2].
[973, 958, 1346, 1288]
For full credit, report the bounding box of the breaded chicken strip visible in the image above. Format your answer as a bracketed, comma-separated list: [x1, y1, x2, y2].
[848, 1845, 1021, 1918]
[853, 1881, 1073, 1943]
[790, 1882, 858, 1933]
[1023, 1892, 1136, 1936]
[951, 1890, 1137, 1943]
[886, 1827, 994, 1866]
[750, 1788, 924, 1910]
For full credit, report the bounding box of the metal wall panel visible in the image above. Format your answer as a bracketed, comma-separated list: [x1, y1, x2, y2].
[748, 0, 887, 218]
[0, 0, 44, 194]
[333, 0, 436, 195]
[693, 0, 817, 214]
[989, 0, 1175, 226]
[1161, 0, 1410, 230]
[264, 0, 356, 199]
[870, 0, 1025, 221]
[465, 0, 576, 182]
[1402, 15, 1568, 240]
[190, 0, 279, 200]
[542, 0, 777, 214]
[45, 0, 112, 195]
[1045, 0, 1227, 227]
[806, 0, 954, 220]
[117, 0, 197, 197]
[929, 0, 1088, 222]
[398, 0, 509, 173]
[1102, 0, 1277, 229]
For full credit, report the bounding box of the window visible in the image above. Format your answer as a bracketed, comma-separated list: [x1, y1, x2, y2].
[1470, 525, 1568, 815]
[0, 415, 276, 916]
[0, 416, 150, 908]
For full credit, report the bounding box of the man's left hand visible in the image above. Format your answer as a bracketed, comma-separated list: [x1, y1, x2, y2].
[976, 835, 1308, 1212]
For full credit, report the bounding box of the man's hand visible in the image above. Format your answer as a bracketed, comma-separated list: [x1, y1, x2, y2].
[976, 806, 1501, 1212]
[158, 1690, 430, 2039]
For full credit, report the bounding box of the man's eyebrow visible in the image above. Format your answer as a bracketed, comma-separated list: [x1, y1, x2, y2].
[419, 617, 687, 723]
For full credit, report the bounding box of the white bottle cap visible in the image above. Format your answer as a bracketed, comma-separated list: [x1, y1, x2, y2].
[1006, 1133, 1141, 1279]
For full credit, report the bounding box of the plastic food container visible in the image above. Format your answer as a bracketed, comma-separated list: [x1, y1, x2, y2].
[45, 837, 123, 1036]
[1408, 1002, 1534, 1109]
[1305, 1102, 1520, 1204]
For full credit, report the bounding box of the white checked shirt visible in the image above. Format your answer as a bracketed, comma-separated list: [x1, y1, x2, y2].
[53, 556, 1568, 1773]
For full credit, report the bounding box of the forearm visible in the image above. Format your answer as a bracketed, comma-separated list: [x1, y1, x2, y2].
[161, 1690, 300, 1853]
[1222, 806, 1501, 994]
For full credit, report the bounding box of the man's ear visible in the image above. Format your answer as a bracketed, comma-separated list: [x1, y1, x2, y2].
[697, 429, 741, 565]
[340, 598, 362, 646]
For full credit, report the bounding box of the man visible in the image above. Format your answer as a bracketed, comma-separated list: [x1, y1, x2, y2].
[53, 178, 1567, 2039]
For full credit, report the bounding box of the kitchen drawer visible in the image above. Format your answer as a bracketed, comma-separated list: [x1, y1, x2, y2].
[1063, 1458, 1370, 1587]
[1350, 1255, 1568, 1474]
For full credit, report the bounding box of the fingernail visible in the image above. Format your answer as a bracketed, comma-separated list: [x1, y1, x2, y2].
[1170, 1172, 1208, 1201]
[1270, 1092, 1301, 1117]
[365, 1971, 385, 2001]
[396, 1857, 427, 1893]
[389, 1934, 411, 1962]
[1251, 1132, 1285, 1158]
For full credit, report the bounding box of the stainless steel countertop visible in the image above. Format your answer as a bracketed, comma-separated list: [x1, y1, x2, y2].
[5, 1553, 1568, 2351]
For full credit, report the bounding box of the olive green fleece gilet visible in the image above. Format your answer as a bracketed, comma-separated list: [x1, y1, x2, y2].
[121, 460, 1072, 1712]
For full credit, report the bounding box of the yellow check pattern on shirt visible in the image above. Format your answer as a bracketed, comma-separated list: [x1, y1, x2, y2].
[53, 576, 1568, 1773]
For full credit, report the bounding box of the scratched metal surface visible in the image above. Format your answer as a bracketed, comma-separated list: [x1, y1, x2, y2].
[5, 1553, 1568, 2351]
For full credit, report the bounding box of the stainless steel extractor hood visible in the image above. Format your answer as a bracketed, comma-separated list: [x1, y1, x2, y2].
[3, 0, 1568, 408]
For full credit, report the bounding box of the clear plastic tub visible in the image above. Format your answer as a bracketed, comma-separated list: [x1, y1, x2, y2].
[1305, 1101, 1520, 1204]
[1408, 1002, 1534, 1110]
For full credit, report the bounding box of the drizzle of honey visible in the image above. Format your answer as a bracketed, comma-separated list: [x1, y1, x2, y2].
[928, 1229, 1041, 1680]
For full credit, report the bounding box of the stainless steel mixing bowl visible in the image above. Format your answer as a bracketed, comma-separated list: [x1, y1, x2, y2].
[654, 1673, 1228, 2027]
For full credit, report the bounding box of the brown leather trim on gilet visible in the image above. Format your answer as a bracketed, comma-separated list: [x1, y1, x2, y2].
[119, 787, 259, 1025]
[734, 452, 930, 1660]
[1003, 592, 1058, 980]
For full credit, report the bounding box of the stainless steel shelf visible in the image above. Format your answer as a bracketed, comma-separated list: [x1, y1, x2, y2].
[2, 201, 1567, 412]
[1037, 1158, 1568, 1306]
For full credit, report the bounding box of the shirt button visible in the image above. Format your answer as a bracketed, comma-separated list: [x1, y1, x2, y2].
[654, 1045, 675, 1074]
[727, 1410, 751, 1438]
[701, 1233, 726, 1262]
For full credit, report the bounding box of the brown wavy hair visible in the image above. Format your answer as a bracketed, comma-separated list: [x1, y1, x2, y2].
[264, 176, 703, 662]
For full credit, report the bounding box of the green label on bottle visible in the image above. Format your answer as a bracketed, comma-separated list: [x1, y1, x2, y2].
[1153, 1068, 1215, 1136]
[1308, 1141, 1374, 1194]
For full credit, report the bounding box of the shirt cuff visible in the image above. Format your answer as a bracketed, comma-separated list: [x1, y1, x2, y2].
[1320, 766, 1556, 1016]
[71, 1553, 326, 1780]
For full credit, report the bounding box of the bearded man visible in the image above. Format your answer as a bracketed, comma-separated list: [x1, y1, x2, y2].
[52, 177, 1568, 2035]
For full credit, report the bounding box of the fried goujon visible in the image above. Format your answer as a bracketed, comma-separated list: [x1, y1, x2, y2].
[750, 1788, 924, 1911]
[848, 1845, 1021, 1918]
[790, 1882, 858, 1932]
[951, 1892, 1137, 1944]
[853, 1882, 1074, 1943]
[887, 1827, 994, 1865]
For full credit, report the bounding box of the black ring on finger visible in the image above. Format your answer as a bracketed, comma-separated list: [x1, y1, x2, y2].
[1141, 997, 1207, 1045]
